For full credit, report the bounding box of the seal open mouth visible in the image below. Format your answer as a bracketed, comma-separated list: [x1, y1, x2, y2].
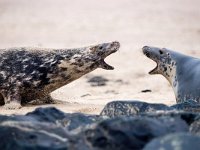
[99, 59, 114, 70]
[98, 41, 120, 70]
[148, 62, 158, 74]
[142, 46, 158, 74]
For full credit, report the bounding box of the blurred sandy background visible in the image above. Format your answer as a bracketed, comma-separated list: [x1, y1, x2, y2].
[0, 0, 200, 114]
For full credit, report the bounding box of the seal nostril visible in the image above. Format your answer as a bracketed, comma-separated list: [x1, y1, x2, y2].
[159, 50, 163, 55]
[146, 52, 150, 57]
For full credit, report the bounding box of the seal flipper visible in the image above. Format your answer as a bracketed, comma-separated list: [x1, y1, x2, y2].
[26, 94, 69, 106]
[2, 87, 22, 109]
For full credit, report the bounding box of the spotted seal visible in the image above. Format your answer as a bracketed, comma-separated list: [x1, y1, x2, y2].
[0, 41, 120, 109]
[143, 46, 200, 103]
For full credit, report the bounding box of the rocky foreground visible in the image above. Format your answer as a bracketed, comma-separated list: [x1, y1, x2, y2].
[1, 100, 200, 150]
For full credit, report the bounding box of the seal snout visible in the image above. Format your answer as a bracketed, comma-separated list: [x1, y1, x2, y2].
[142, 46, 159, 75]
[142, 46, 150, 52]
[97, 41, 120, 71]
[142, 46, 151, 57]
[142, 46, 150, 50]
[111, 41, 120, 52]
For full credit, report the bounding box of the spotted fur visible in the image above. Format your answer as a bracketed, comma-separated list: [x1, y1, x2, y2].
[0, 41, 120, 109]
[143, 46, 200, 103]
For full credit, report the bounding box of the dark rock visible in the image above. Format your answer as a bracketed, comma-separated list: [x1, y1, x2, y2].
[61, 113, 102, 131]
[0, 121, 69, 150]
[141, 89, 152, 93]
[26, 107, 102, 131]
[170, 100, 200, 112]
[100, 101, 172, 118]
[190, 120, 200, 135]
[189, 115, 200, 135]
[0, 107, 106, 150]
[0, 104, 198, 150]
[144, 133, 200, 150]
[0, 114, 34, 123]
[80, 116, 188, 150]
[141, 111, 199, 125]
[26, 107, 66, 122]
[87, 76, 109, 86]
[0, 107, 102, 132]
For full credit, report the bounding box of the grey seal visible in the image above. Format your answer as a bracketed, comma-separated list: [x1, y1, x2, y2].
[143, 46, 200, 103]
[0, 41, 120, 109]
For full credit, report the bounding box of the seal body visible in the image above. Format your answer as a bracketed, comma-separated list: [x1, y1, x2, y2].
[0, 41, 120, 109]
[143, 46, 200, 103]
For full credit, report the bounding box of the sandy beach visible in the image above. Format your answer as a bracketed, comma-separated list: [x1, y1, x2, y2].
[0, 0, 200, 115]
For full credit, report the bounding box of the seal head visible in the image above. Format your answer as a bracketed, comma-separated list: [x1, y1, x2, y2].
[81, 41, 120, 70]
[142, 46, 176, 83]
[143, 46, 200, 103]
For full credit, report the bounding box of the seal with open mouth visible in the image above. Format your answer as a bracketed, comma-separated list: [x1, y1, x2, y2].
[0, 41, 120, 109]
[143, 46, 200, 103]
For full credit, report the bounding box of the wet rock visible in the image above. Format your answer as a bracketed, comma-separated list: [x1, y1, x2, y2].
[0, 103, 198, 150]
[0, 114, 34, 123]
[61, 113, 103, 131]
[100, 101, 172, 118]
[26, 107, 66, 123]
[80, 116, 188, 150]
[0, 107, 105, 150]
[26, 107, 102, 131]
[0, 107, 102, 132]
[141, 111, 199, 125]
[189, 114, 200, 135]
[170, 100, 200, 112]
[144, 133, 200, 150]
[0, 121, 69, 150]
[190, 121, 200, 135]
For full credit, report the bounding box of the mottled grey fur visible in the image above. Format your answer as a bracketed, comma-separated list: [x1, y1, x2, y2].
[143, 46, 200, 103]
[0, 41, 120, 109]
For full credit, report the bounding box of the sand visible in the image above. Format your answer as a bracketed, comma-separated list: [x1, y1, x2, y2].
[0, 0, 200, 115]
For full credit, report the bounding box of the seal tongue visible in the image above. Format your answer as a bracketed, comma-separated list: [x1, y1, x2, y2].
[99, 59, 114, 70]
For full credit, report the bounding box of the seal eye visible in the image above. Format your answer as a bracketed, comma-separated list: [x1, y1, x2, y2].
[99, 46, 103, 50]
[159, 50, 164, 55]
